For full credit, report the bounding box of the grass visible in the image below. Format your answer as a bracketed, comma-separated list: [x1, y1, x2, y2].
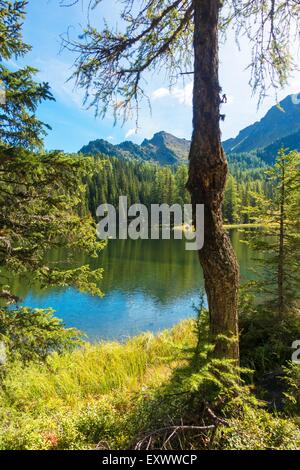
[223, 223, 269, 229]
[2, 320, 195, 409]
[0, 320, 196, 449]
[1, 316, 300, 450]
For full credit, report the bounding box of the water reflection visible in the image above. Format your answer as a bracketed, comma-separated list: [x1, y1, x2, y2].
[7, 230, 259, 340]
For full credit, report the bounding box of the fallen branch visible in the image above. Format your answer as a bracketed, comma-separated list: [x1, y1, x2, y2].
[0, 236, 11, 254]
[0, 290, 20, 304]
[135, 424, 215, 450]
[95, 440, 111, 450]
[204, 404, 229, 427]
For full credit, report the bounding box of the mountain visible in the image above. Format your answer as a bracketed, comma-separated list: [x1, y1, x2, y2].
[223, 94, 300, 154]
[258, 128, 300, 164]
[79, 131, 190, 164]
[141, 132, 190, 164]
[80, 139, 115, 157]
[79, 93, 300, 165]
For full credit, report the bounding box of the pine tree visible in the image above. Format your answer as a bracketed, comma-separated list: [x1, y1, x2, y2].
[223, 175, 240, 224]
[0, 1, 54, 148]
[246, 149, 300, 317]
[0, 2, 105, 302]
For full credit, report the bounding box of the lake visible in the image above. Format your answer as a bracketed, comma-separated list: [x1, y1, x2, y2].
[9, 229, 258, 341]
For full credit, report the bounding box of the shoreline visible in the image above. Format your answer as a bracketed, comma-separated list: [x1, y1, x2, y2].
[173, 222, 266, 232]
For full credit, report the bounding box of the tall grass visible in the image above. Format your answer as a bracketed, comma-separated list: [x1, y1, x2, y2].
[1, 317, 300, 450]
[0, 320, 196, 449]
[1, 320, 195, 412]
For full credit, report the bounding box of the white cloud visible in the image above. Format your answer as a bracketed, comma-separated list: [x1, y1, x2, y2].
[125, 128, 138, 138]
[152, 87, 170, 100]
[284, 71, 300, 96]
[172, 82, 193, 106]
[151, 82, 193, 107]
[152, 83, 235, 109]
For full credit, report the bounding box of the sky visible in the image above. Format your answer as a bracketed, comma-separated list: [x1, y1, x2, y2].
[16, 0, 300, 153]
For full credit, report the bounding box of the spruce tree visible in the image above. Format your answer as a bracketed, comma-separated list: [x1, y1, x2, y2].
[245, 149, 300, 317]
[0, 1, 54, 148]
[0, 1, 105, 302]
[223, 175, 240, 224]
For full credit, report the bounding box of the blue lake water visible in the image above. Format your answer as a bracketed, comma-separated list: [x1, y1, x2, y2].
[9, 231, 256, 341]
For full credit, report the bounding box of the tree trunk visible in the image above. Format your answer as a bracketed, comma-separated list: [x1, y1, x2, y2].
[187, 0, 240, 360]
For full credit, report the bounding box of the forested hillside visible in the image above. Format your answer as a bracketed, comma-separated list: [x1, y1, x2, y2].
[82, 97, 300, 226]
[85, 155, 270, 224]
[80, 94, 300, 228]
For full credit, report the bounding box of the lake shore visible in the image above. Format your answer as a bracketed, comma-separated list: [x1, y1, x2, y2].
[173, 222, 267, 232]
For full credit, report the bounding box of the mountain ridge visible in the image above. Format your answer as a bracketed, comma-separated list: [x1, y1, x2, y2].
[223, 94, 300, 154]
[80, 131, 191, 165]
[79, 93, 300, 165]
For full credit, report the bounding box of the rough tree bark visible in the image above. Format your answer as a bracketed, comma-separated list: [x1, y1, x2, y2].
[187, 0, 240, 360]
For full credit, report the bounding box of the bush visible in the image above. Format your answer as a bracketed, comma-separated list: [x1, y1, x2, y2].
[282, 362, 300, 416]
[219, 406, 300, 450]
[0, 307, 83, 365]
[239, 302, 300, 373]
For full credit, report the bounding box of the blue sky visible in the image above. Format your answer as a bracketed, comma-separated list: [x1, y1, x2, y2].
[17, 0, 300, 152]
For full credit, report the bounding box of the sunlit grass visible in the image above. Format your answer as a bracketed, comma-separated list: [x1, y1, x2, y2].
[0, 319, 195, 414]
[1, 318, 300, 450]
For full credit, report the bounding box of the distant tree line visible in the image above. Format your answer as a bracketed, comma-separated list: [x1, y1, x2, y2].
[84, 154, 272, 225]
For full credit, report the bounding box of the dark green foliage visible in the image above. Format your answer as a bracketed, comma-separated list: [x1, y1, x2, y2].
[223, 175, 240, 223]
[240, 302, 300, 373]
[85, 156, 190, 216]
[283, 363, 300, 415]
[80, 132, 274, 227]
[242, 150, 300, 316]
[0, 1, 54, 148]
[84, 152, 270, 226]
[0, 1, 30, 59]
[0, 147, 105, 301]
[237, 151, 300, 375]
[0, 306, 83, 364]
[0, 2, 106, 312]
